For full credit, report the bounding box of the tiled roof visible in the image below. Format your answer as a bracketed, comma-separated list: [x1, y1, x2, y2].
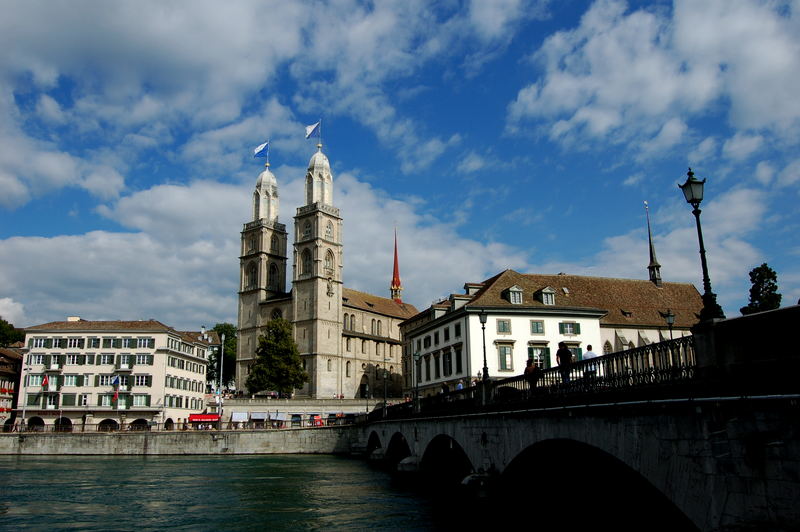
[468, 269, 702, 328]
[26, 319, 173, 332]
[343, 288, 418, 319]
[0, 347, 23, 360]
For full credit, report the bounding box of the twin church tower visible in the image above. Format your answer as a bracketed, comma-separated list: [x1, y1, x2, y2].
[236, 142, 417, 398]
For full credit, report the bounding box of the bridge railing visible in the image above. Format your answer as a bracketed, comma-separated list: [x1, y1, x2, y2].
[375, 335, 697, 421]
[491, 335, 696, 400]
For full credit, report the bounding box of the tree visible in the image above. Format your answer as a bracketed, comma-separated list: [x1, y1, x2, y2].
[0, 316, 25, 347]
[207, 323, 237, 388]
[246, 318, 307, 396]
[740, 263, 782, 315]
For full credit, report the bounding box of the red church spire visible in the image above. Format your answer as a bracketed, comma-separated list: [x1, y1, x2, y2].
[390, 229, 403, 303]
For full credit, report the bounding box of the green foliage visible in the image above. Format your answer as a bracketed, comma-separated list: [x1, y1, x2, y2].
[0, 316, 25, 347]
[740, 263, 782, 315]
[245, 318, 307, 396]
[207, 323, 237, 387]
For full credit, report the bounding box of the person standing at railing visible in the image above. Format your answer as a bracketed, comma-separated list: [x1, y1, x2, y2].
[556, 342, 573, 384]
[524, 358, 542, 390]
[583, 345, 599, 378]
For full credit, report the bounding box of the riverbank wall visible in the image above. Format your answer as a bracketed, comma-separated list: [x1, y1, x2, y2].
[0, 426, 358, 455]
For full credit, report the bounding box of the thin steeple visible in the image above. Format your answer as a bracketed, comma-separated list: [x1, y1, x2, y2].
[390, 229, 403, 303]
[644, 201, 662, 287]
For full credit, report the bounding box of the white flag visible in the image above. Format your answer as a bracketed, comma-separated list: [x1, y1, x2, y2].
[305, 121, 320, 139]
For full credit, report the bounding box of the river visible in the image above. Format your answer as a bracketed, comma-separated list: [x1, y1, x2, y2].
[0, 455, 444, 531]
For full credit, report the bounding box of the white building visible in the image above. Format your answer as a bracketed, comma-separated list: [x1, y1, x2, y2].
[236, 146, 417, 398]
[18, 317, 216, 431]
[401, 269, 702, 396]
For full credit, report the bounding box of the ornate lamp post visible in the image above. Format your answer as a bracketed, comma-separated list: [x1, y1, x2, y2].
[664, 309, 675, 340]
[413, 351, 421, 414]
[479, 310, 489, 406]
[678, 168, 726, 322]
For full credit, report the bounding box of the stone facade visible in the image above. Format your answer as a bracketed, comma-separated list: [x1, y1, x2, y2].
[236, 148, 417, 399]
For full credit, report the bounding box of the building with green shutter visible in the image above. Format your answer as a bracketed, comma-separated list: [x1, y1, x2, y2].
[17, 317, 216, 432]
[400, 269, 702, 398]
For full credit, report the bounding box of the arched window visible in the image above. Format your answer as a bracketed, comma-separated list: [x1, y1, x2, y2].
[268, 263, 279, 290]
[302, 221, 312, 239]
[327, 359, 332, 372]
[346, 361, 351, 377]
[603, 341, 612, 355]
[246, 263, 257, 289]
[253, 192, 259, 219]
[325, 221, 333, 240]
[324, 250, 334, 275]
[349, 314, 356, 331]
[377, 321, 382, 336]
[361, 340, 367, 354]
[270, 235, 278, 252]
[346, 338, 351, 351]
[271, 308, 282, 320]
[371, 319, 376, 335]
[301, 249, 312, 276]
[343, 313, 349, 330]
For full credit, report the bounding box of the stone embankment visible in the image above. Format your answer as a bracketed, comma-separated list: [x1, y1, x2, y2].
[0, 426, 358, 455]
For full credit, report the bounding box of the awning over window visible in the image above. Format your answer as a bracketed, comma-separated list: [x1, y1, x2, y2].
[271, 412, 287, 421]
[250, 412, 268, 420]
[231, 412, 248, 422]
[188, 414, 220, 422]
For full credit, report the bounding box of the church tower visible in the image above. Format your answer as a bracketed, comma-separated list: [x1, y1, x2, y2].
[292, 143, 343, 397]
[644, 201, 662, 287]
[236, 162, 289, 387]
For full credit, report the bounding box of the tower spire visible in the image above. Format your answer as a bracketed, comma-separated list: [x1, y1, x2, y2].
[390, 229, 403, 303]
[644, 201, 662, 287]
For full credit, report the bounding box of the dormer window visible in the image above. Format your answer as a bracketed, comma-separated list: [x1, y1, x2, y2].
[537, 287, 556, 306]
[504, 285, 523, 305]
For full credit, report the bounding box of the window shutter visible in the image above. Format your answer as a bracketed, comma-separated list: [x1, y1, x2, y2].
[145, 395, 151, 407]
[57, 376, 63, 390]
[87, 355, 94, 365]
[62, 394, 76, 406]
[130, 357, 135, 368]
[27, 394, 39, 406]
[78, 338, 85, 349]
[28, 338, 33, 348]
[77, 376, 83, 387]
[527, 346, 533, 359]
[44, 355, 51, 366]
[148, 355, 154, 365]
[575, 347, 582, 359]
[45, 339, 53, 348]
[575, 323, 581, 334]
[78, 355, 85, 365]
[94, 375, 100, 387]
[545, 348, 551, 369]
[146, 376, 152, 387]
[558, 323, 565, 334]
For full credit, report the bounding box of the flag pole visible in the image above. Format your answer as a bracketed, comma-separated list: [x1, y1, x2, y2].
[318, 117, 323, 150]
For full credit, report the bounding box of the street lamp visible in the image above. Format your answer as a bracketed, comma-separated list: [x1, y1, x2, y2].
[479, 310, 489, 407]
[664, 309, 675, 340]
[412, 351, 421, 414]
[679, 168, 726, 322]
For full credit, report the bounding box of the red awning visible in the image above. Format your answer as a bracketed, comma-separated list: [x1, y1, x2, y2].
[188, 414, 220, 422]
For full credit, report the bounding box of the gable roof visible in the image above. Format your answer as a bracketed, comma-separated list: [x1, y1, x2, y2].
[467, 269, 701, 328]
[343, 288, 418, 319]
[26, 319, 173, 332]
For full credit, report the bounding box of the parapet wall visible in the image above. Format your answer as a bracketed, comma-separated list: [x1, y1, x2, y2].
[0, 426, 357, 455]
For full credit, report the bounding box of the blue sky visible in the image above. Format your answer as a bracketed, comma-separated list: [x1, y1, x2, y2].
[1, 0, 798, 330]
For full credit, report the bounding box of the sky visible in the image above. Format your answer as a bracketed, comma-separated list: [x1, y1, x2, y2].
[1, 0, 798, 330]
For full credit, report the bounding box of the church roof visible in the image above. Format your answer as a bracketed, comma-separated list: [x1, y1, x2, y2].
[466, 269, 702, 328]
[255, 165, 277, 188]
[343, 288, 418, 319]
[308, 149, 330, 174]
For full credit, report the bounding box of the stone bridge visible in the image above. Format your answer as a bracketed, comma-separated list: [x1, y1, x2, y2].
[355, 307, 800, 531]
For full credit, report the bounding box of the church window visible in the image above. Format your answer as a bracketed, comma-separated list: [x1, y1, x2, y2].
[268, 263, 279, 290]
[327, 359, 332, 372]
[371, 319, 376, 335]
[362, 340, 367, 354]
[246, 264, 257, 289]
[301, 249, 312, 276]
[271, 309, 282, 320]
[302, 222, 312, 239]
[377, 321, 382, 336]
[350, 315, 356, 330]
[346, 361, 351, 377]
[343, 314, 349, 330]
[346, 338, 352, 352]
[324, 250, 334, 275]
[270, 235, 278, 252]
[325, 221, 333, 240]
[253, 193, 259, 219]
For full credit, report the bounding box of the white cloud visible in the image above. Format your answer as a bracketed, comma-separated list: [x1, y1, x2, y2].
[457, 152, 488, 173]
[508, 0, 800, 155]
[755, 161, 775, 186]
[0, 297, 27, 326]
[688, 137, 718, 165]
[722, 132, 763, 161]
[778, 158, 800, 187]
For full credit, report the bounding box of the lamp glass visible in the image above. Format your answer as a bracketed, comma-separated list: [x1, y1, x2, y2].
[479, 311, 487, 324]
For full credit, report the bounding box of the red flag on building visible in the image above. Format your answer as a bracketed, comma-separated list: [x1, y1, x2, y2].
[41, 375, 49, 388]
[113, 390, 119, 403]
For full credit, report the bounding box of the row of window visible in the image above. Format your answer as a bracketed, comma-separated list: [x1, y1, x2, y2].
[166, 337, 203, 358]
[29, 337, 156, 349]
[344, 337, 394, 357]
[300, 220, 335, 241]
[417, 323, 462, 351]
[496, 319, 581, 335]
[417, 348, 464, 382]
[27, 374, 155, 388]
[343, 314, 385, 336]
[319, 359, 395, 377]
[165, 375, 204, 392]
[167, 356, 205, 374]
[28, 353, 155, 367]
[26, 393, 200, 410]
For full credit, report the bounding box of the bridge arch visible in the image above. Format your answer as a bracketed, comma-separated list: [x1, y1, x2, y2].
[384, 432, 411, 470]
[420, 434, 474, 485]
[500, 439, 698, 530]
[366, 430, 382, 457]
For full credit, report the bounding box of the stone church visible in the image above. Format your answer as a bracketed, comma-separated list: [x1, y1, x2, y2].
[235, 144, 418, 399]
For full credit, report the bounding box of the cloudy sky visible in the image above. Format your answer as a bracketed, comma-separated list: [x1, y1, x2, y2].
[1, 0, 798, 330]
